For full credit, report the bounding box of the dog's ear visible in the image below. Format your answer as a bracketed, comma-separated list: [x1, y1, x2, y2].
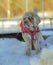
[38, 16, 41, 24]
[22, 12, 28, 24]
[36, 16, 41, 25]
[22, 12, 33, 24]
[32, 12, 41, 24]
[33, 14, 41, 25]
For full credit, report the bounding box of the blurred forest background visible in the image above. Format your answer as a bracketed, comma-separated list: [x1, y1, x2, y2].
[0, 0, 53, 18]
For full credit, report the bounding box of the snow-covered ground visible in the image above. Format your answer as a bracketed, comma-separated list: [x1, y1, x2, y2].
[0, 20, 53, 65]
[0, 37, 53, 65]
[0, 38, 40, 65]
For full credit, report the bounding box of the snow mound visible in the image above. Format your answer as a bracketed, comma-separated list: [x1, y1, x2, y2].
[30, 45, 53, 65]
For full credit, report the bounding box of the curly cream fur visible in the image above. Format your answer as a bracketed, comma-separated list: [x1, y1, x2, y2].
[22, 12, 41, 55]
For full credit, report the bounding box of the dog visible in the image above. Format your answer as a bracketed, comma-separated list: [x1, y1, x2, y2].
[20, 12, 41, 55]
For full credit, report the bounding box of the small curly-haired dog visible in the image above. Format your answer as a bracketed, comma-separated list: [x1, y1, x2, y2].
[20, 12, 41, 55]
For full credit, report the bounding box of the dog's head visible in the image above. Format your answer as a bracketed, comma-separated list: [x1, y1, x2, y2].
[22, 12, 41, 30]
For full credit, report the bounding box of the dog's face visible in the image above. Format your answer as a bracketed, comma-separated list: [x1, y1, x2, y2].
[22, 12, 40, 30]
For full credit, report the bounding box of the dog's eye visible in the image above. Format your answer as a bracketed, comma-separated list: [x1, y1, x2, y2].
[23, 18, 26, 20]
[29, 16, 33, 19]
[28, 17, 34, 22]
[24, 21, 27, 24]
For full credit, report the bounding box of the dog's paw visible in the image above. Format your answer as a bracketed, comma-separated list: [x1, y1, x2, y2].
[35, 49, 40, 54]
[25, 51, 31, 56]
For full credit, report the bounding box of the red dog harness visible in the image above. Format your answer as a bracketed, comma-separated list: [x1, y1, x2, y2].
[20, 22, 40, 41]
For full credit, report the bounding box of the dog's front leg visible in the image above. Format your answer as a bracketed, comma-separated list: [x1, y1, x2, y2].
[33, 40, 40, 54]
[26, 40, 32, 56]
[22, 33, 32, 56]
[33, 33, 40, 54]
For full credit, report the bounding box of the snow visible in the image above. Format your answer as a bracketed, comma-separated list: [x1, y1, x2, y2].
[0, 36, 53, 65]
[0, 20, 53, 35]
[0, 38, 42, 65]
[30, 47, 53, 65]
[0, 21, 21, 34]
[0, 38, 28, 65]
[30, 36, 53, 65]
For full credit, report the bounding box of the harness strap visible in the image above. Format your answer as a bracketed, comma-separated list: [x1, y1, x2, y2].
[20, 22, 40, 41]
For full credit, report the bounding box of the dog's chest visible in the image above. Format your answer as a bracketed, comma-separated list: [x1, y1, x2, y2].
[24, 32, 38, 41]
